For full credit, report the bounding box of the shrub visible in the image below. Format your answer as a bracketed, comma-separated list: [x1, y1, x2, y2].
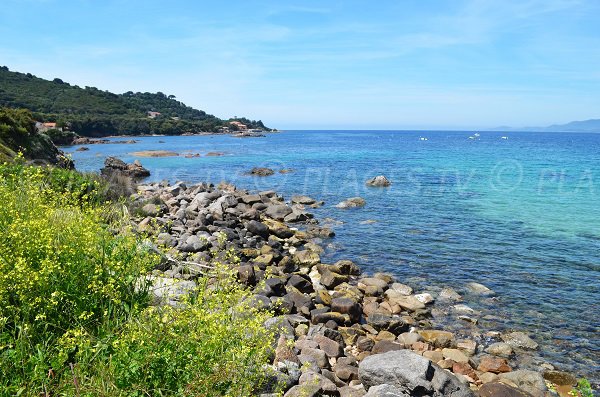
[108, 265, 275, 396]
[0, 162, 276, 396]
[0, 162, 158, 394]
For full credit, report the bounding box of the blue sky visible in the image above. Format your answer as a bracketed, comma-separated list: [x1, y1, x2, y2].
[1, 0, 599, 129]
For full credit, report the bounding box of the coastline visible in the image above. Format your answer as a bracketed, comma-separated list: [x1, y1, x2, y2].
[128, 176, 586, 396]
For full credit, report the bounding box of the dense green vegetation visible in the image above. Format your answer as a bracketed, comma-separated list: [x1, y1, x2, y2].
[0, 107, 70, 166]
[0, 66, 271, 137]
[0, 161, 274, 395]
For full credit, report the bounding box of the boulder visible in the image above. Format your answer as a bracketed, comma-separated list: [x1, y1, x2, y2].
[180, 235, 210, 252]
[498, 371, 547, 397]
[101, 156, 150, 179]
[417, 330, 454, 348]
[358, 350, 474, 397]
[265, 204, 293, 220]
[320, 268, 349, 289]
[294, 250, 321, 267]
[331, 297, 362, 322]
[500, 332, 538, 350]
[366, 175, 391, 187]
[485, 342, 513, 357]
[298, 347, 329, 369]
[331, 260, 361, 276]
[314, 334, 344, 358]
[441, 348, 469, 363]
[465, 282, 494, 296]
[336, 197, 366, 209]
[438, 287, 462, 301]
[477, 356, 511, 374]
[287, 274, 314, 294]
[389, 283, 413, 296]
[249, 167, 275, 176]
[291, 195, 317, 205]
[366, 313, 407, 334]
[385, 292, 426, 312]
[246, 220, 269, 238]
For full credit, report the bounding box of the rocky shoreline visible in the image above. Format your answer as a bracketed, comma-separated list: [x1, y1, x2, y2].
[128, 179, 584, 397]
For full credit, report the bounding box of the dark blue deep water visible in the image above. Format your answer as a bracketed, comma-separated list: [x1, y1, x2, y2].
[65, 130, 600, 382]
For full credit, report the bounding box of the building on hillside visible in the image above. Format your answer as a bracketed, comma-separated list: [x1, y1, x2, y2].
[229, 121, 247, 130]
[35, 122, 62, 132]
[147, 111, 161, 119]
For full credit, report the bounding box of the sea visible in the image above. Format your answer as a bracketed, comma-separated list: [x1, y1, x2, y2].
[64, 130, 600, 383]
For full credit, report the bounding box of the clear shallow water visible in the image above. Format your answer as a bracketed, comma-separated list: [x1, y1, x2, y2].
[65, 130, 600, 382]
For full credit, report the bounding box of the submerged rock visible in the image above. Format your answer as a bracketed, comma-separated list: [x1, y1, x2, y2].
[501, 332, 538, 350]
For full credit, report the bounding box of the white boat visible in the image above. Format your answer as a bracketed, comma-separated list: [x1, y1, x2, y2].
[501, 136, 508, 140]
[419, 137, 428, 141]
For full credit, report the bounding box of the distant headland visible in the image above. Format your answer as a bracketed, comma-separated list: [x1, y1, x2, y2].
[0, 66, 273, 139]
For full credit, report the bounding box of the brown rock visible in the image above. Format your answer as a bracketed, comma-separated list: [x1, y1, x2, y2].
[330, 297, 361, 321]
[452, 362, 477, 380]
[478, 356, 512, 374]
[314, 334, 344, 358]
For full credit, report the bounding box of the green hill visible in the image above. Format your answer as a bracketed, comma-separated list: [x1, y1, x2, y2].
[0, 66, 270, 137]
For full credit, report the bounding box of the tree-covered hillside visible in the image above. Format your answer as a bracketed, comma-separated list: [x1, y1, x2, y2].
[0, 66, 270, 136]
[0, 107, 71, 166]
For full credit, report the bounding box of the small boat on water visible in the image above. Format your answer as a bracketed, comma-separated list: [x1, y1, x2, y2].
[501, 136, 509, 140]
[419, 137, 428, 141]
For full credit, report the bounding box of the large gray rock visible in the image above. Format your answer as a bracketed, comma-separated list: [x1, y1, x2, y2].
[101, 156, 150, 179]
[358, 350, 474, 397]
[265, 204, 293, 220]
[246, 220, 269, 238]
[366, 175, 391, 187]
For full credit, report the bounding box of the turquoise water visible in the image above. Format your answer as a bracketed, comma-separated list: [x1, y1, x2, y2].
[65, 130, 600, 381]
